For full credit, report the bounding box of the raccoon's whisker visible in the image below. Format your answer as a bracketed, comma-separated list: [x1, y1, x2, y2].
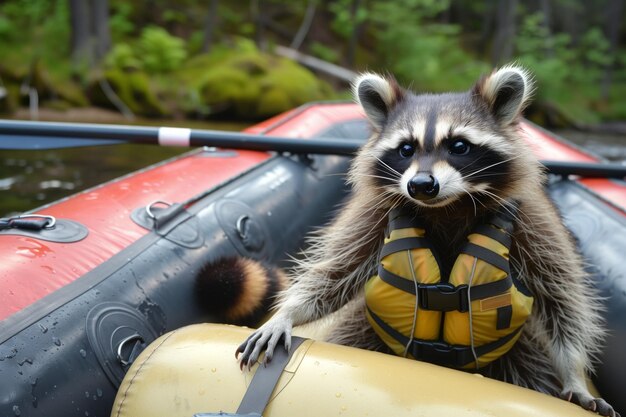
[368, 191, 403, 214]
[378, 164, 402, 179]
[478, 189, 524, 224]
[461, 156, 521, 179]
[463, 189, 478, 216]
[446, 184, 483, 216]
[366, 152, 402, 178]
[459, 154, 489, 172]
[360, 174, 403, 183]
[470, 172, 511, 179]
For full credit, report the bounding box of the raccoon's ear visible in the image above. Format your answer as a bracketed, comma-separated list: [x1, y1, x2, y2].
[473, 65, 534, 125]
[353, 73, 404, 131]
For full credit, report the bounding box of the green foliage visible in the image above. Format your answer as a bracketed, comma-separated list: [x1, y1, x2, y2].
[515, 12, 616, 122]
[0, 15, 12, 40]
[309, 42, 340, 64]
[109, 2, 135, 42]
[105, 43, 143, 71]
[187, 30, 205, 56]
[137, 27, 187, 74]
[329, 0, 369, 39]
[367, 0, 488, 91]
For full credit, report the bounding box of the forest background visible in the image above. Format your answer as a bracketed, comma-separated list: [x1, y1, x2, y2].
[0, 0, 624, 127]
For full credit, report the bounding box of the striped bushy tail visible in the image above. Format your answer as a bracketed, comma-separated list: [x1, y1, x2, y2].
[195, 257, 287, 327]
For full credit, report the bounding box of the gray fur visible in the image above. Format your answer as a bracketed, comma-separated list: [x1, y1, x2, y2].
[237, 66, 616, 416]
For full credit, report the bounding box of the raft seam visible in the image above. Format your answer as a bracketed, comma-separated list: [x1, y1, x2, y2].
[114, 329, 179, 417]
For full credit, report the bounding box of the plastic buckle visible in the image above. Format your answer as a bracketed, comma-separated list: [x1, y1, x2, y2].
[412, 340, 469, 367]
[418, 283, 469, 312]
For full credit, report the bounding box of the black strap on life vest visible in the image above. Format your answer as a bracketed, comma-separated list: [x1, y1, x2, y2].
[367, 307, 522, 368]
[460, 242, 511, 273]
[377, 265, 513, 312]
[379, 237, 434, 259]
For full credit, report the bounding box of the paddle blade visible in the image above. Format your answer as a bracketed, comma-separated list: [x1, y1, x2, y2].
[0, 134, 125, 150]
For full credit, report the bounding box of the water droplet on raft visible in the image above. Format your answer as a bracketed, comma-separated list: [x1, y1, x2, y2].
[211, 368, 216, 373]
[85, 391, 89, 398]
[38, 324, 48, 334]
[79, 349, 87, 358]
[52, 337, 61, 346]
[12, 405, 21, 416]
[96, 389, 103, 397]
[335, 392, 342, 398]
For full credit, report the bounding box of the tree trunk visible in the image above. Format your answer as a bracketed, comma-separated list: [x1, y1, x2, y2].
[92, 0, 111, 60]
[539, 0, 554, 58]
[480, 0, 496, 55]
[491, 0, 517, 66]
[346, 0, 362, 68]
[556, 1, 582, 46]
[69, 0, 93, 67]
[251, 0, 266, 51]
[601, 0, 623, 100]
[202, 0, 219, 53]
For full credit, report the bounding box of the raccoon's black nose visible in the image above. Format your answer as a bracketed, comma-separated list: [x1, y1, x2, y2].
[408, 174, 440, 200]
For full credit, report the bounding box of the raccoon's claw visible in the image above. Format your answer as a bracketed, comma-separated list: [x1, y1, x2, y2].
[560, 391, 619, 417]
[236, 317, 292, 371]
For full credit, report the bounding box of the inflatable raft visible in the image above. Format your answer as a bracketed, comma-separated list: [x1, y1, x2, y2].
[111, 323, 599, 417]
[0, 103, 625, 417]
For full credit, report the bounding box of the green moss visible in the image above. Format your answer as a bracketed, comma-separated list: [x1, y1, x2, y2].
[200, 68, 261, 116]
[0, 83, 19, 114]
[87, 69, 167, 117]
[30, 61, 52, 97]
[126, 71, 167, 117]
[229, 52, 270, 76]
[44, 99, 74, 111]
[256, 88, 291, 117]
[0, 64, 26, 83]
[51, 79, 88, 107]
[193, 48, 335, 119]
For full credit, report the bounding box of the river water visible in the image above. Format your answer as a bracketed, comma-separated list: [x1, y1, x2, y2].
[0, 117, 248, 217]
[0, 122, 624, 217]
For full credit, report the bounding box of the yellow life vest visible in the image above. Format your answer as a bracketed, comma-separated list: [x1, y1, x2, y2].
[364, 206, 533, 370]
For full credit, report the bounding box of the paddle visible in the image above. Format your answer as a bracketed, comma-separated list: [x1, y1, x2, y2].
[1, 119, 625, 179]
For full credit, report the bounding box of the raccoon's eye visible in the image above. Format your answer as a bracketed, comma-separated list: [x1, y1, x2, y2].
[398, 143, 415, 158]
[449, 139, 471, 155]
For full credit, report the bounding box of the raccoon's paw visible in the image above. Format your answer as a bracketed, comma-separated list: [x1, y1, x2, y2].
[560, 391, 620, 417]
[235, 316, 293, 371]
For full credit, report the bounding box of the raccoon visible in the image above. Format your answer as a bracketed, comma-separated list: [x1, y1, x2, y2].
[235, 66, 617, 417]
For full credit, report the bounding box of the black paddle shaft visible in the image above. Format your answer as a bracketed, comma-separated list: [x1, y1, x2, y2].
[0, 119, 359, 155]
[0, 119, 625, 179]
